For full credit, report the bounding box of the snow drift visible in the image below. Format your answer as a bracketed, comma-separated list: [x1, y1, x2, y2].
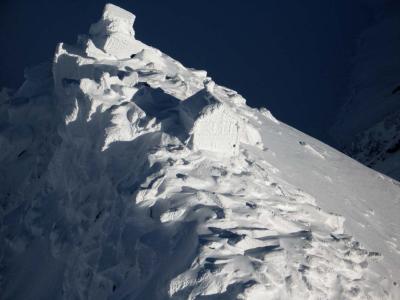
[1, 4, 399, 299]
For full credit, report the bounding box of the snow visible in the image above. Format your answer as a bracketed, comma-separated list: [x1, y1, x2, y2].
[179, 85, 261, 156]
[89, 3, 144, 58]
[1, 4, 400, 299]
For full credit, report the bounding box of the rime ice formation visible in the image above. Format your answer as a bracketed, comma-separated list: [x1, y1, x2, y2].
[1, 4, 400, 300]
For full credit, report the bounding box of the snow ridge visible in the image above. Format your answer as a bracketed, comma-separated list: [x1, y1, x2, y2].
[1, 4, 399, 299]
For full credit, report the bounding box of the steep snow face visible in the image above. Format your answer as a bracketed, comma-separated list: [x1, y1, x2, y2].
[344, 111, 400, 180]
[331, 2, 400, 180]
[1, 4, 400, 300]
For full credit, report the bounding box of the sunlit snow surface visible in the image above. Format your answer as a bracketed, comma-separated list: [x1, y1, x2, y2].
[1, 4, 399, 299]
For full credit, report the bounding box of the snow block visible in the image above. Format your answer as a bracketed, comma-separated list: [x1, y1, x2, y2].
[180, 89, 263, 155]
[89, 4, 144, 58]
[192, 103, 241, 155]
[180, 90, 239, 155]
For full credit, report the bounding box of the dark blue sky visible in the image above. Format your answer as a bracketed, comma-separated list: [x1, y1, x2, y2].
[0, 0, 375, 141]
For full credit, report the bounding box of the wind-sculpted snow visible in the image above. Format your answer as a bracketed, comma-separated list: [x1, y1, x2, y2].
[1, 4, 400, 299]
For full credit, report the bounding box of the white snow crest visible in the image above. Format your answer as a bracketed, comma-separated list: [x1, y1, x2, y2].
[0, 4, 399, 300]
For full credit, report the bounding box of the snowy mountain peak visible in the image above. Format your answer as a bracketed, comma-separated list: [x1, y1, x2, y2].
[52, 4, 261, 156]
[1, 4, 400, 299]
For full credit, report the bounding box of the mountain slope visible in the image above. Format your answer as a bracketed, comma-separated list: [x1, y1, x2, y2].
[1, 4, 399, 299]
[331, 0, 400, 180]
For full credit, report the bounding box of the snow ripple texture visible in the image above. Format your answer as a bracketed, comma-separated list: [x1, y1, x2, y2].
[1, 4, 399, 300]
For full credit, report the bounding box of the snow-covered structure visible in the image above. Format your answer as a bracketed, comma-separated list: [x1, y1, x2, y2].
[1, 4, 400, 300]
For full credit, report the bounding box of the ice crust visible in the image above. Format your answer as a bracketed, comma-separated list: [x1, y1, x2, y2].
[1, 4, 400, 300]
